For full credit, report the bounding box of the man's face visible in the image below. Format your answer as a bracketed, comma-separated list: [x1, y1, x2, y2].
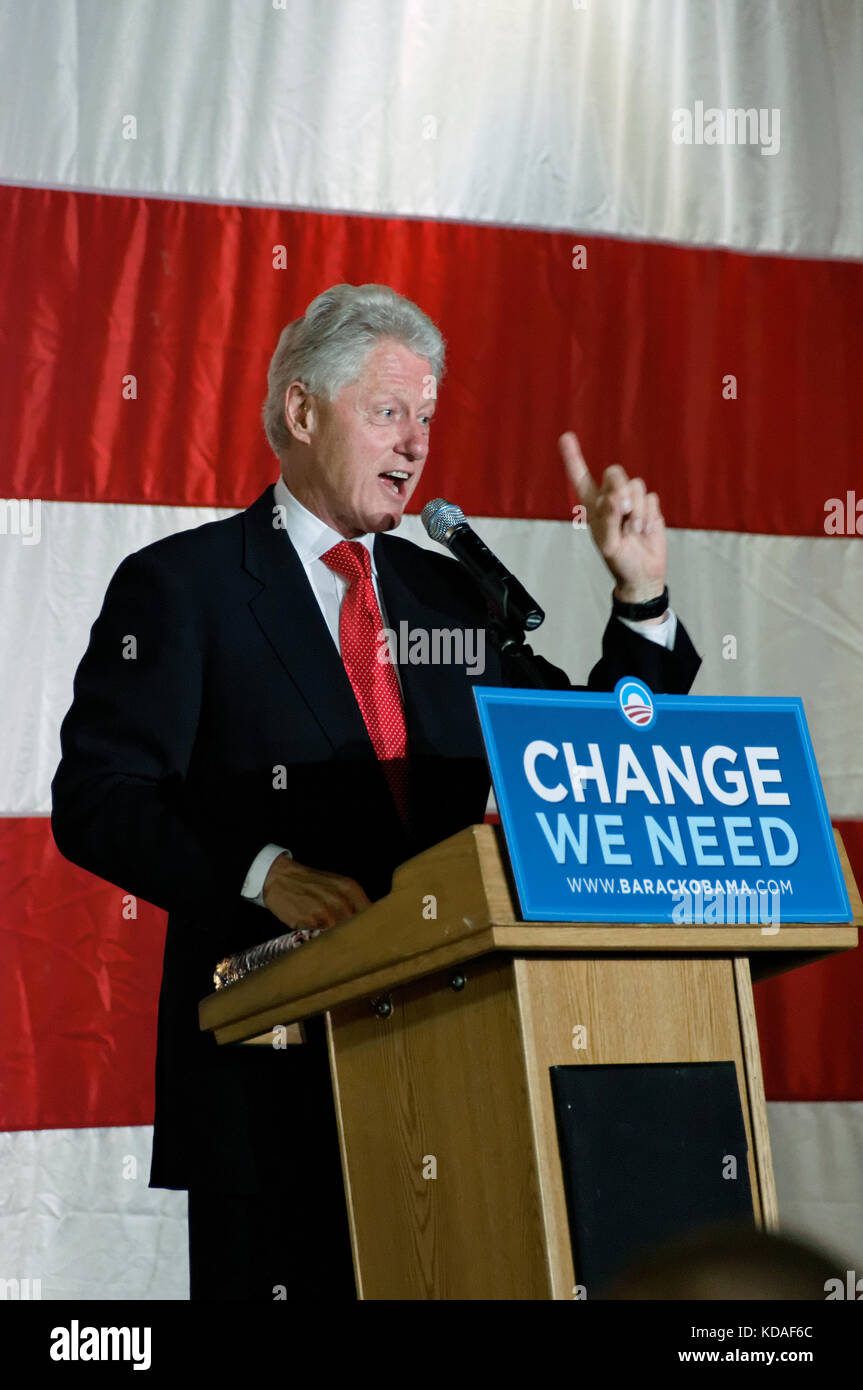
[283, 338, 437, 538]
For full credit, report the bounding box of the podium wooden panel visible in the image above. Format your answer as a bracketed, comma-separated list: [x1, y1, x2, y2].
[199, 825, 860, 1300]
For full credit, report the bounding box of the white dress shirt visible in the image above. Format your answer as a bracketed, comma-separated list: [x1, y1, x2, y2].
[241, 475, 677, 907]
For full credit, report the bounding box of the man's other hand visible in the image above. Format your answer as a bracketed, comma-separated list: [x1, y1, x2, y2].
[262, 853, 371, 929]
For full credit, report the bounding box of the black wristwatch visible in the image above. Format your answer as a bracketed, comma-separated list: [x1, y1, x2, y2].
[611, 586, 669, 620]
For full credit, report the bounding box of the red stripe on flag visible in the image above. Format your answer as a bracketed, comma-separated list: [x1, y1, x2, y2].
[0, 818, 165, 1133]
[754, 822, 863, 1102]
[0, 817, 859, 1132]
[1, 185, 861, 535]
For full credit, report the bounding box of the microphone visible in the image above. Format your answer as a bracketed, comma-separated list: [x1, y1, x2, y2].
[421, 499, 545, 633]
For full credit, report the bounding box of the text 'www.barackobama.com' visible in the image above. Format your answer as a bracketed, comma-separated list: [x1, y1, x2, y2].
[566, 877, 792, 895]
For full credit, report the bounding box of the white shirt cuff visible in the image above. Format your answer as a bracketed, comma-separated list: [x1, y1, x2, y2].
[241, 843, 292, 906]
[617, 609, 677, 650]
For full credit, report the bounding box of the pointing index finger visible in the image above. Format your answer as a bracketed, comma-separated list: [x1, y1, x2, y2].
[559, 431, 597, 506]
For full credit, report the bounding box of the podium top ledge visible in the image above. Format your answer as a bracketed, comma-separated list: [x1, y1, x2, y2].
[198, 824, 860, 1045]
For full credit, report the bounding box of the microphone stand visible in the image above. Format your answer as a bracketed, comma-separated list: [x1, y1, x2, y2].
[486, 614, 571, 691]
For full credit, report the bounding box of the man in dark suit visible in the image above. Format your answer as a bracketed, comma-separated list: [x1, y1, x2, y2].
[51, 283, 700, 1300]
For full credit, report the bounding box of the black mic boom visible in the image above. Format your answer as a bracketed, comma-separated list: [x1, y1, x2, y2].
[421, 499, 545, 633]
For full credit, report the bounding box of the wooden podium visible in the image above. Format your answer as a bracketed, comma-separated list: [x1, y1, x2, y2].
[199, 824, 860, 1299]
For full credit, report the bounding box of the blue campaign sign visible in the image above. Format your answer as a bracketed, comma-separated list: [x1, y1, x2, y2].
[473, 680, 851, 925]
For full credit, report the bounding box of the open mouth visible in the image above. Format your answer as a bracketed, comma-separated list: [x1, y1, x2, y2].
[378, 470, 411, 498]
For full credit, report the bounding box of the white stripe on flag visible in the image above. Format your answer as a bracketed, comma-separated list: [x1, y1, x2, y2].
[2, 502, 860, 819]
[0, 1126, 187, 1301]
[0, 1109, 860, 1300]
[0, 0, 859, 257]
[769, 1101, 863, 1268]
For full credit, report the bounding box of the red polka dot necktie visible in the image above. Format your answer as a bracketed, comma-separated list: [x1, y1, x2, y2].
[321, 541, 410, 824]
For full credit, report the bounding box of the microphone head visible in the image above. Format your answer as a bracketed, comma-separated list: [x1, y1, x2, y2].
[421, 498, 466, 544]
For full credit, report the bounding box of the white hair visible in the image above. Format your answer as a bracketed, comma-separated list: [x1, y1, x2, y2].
[262, 283, 446, 457]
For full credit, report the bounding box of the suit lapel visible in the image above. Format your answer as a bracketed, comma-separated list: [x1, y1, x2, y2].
[241, 486, 374, 756]
[240, 489, 476, 853]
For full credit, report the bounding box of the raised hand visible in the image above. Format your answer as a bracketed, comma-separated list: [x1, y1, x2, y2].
[559, 431, 667, 608]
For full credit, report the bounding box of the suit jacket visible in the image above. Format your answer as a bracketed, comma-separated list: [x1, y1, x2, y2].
[51, 484, 701, 1192]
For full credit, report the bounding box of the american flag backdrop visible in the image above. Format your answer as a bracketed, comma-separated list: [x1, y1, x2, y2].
[0, 0, 861, 1300]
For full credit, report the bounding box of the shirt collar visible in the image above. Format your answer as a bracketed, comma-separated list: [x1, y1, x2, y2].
[273, 474, 378, 574]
